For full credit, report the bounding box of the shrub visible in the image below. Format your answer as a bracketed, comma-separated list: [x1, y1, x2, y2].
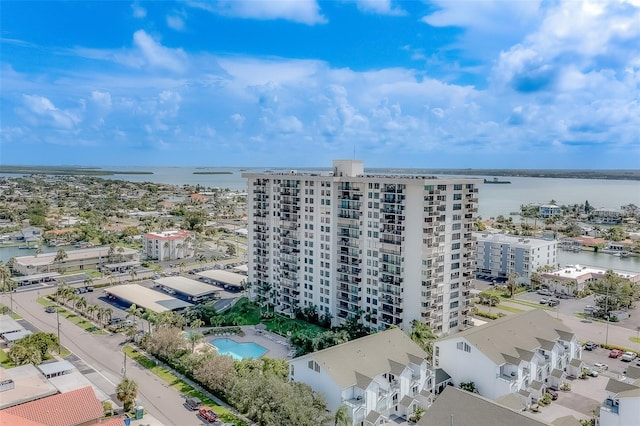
[560, 382, 571, 391]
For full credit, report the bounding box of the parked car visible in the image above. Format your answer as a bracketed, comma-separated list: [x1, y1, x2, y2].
[198, 407, 218, 423]
[609, 349, 623, 358]
[594, 362, 608, 370]
[540, 298, 549, 304]
[86, 286, 94, 292]
[586, 368, 599, 377]
[621, 351, 638, 362]
[584, 342, 597, 351]
[45, 306, 56, 313]
[184, 397, 202, 411]
[109, 317, 124, 325]
[537, 289, 553, 296]
[547, 299, 560, 307]
[546, 387, 559, 400]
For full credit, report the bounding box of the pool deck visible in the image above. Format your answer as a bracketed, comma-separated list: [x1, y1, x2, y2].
[202, 326, 293, 359]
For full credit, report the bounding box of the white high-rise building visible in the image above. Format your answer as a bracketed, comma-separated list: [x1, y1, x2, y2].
[243, 160, 482, 334]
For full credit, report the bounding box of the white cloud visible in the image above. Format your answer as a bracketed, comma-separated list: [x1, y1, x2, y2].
[131, 2, 147, 18]
[132, 30, 188, 73]
[22, 95, 81, 129]
[167, 15, 186, 31]
[190, 0, 326, 25]
[355, 0, 405, 16]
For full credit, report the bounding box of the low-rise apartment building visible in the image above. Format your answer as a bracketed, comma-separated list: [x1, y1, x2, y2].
[289, 328, 434, 425]
[541, 265, 640, 295]
[474, 233, 557, 283]
[13, 246, 139, 275]
[142, 230, 194, 261]
[433, 309, 581, 402]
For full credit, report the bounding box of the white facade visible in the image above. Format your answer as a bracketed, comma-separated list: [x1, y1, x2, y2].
[142, 230, 194, 261]
[434, 310, 581, 402]
[539, 205, 562, 218]
[542, 265, 640, 295]
[474, 233, 557, 283]
[600, 384, 640, 426]
[289, 329, 434, 425]
[244, 160, 482, 333]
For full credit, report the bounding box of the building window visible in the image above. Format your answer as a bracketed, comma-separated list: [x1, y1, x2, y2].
[456, 341, 471, 352]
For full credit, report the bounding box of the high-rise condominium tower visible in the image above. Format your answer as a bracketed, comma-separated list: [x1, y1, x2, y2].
[243, 160, 481, 334]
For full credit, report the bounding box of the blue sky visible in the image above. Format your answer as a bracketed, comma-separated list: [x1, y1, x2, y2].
[1, 0, 639, 169]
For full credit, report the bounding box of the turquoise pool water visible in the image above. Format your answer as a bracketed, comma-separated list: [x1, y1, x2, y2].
[210, 338, 267, 360]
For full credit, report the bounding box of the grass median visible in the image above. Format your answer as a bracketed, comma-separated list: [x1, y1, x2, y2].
[123, 345, 247, 426]
[37, 297, 107, 334]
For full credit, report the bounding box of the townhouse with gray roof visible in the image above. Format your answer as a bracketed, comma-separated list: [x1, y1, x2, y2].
[289, 328, 434, 425]
[433, 309, 581, 403]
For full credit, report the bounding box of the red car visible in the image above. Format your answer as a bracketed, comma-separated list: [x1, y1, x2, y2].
[609, 349, 623, 358]
[198, 407, 218, 423]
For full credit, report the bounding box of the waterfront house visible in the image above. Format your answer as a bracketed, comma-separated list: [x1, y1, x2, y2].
[539, 205, 562, 218]
[289, 328, 434, 425]
[433, 309, 581, 402]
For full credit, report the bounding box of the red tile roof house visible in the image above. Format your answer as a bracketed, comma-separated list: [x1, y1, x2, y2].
[0, 386, 125, 426]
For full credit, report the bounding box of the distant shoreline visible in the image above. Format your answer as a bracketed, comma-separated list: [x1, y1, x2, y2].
[0, 166, 152, 176]
[0, 165, 638, 181]
[193, 171, 233, 175]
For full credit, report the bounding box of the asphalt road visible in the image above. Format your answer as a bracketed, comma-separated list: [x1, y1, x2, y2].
[3, 289, 209, 426]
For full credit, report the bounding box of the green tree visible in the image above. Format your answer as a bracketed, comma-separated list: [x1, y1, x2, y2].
[334, 405, 352, 426]
[54, 248, 68, 272]
[188, 331, 204, 353]
[410, 320, 437, 359]
[506, 272, 520, 298]
[116, 377, 138, 412]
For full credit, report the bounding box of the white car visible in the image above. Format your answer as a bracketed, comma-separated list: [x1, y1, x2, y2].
[621, 351, 638, 362]
[594, 362, 608, 370]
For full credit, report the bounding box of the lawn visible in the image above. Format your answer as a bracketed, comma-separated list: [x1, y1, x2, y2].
[123, 346, 247, 426]
[0, 304, 21, 319]
[37, 297, 107, 334]
[509, 299, 553, 310]
[0, 349, 14, 368]
[496, 304, 525, 314]
[222, 298, 326, 338]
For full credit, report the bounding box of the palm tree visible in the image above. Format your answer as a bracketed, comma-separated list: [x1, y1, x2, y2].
[75, 296, 87, 314]
[126, 304, 143, 329]
[116, 377, 138, 411]
[188, 331, 204, 353]
[102, 307, 113, 326]
[334, 405, 352, 426]
[83, 276, 94, 288]
[0, 262, 16, 312]
[506, 272, 520, 298]
[87, 304, 98, 320]
[54, 248, 68, 272]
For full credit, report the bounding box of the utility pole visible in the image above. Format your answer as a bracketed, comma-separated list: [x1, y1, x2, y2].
[56, 307, 61, 354]
[122, 351, 127, 377]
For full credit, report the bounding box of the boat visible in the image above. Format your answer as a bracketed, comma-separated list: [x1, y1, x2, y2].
[484, 177, 511, 184]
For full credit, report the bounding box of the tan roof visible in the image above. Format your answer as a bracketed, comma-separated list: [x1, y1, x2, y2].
[293, 328, 427, 389]
[419, 386, 550, 426]
[154, 276, 219, 297]
[605, 378, 639, 394]
[439, 309, 574, 365]
[617, 387, 640, 398]
[0, 365, 58, 410]
[551, 415, 582, 426]
[105, 284, 193, 313]
[14, 246, 138, 267]
[2, 386, 103, 426]
[196, 270, 247, 287]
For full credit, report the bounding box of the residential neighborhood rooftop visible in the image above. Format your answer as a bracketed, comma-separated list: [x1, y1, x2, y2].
[438, 309, 574, 366]
[292, 328, 428, 389]
[105, 284, 193, 313]
[418, 386, 551, 426]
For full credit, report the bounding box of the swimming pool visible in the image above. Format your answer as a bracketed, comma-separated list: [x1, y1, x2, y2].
[210, 338, 267, 360]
